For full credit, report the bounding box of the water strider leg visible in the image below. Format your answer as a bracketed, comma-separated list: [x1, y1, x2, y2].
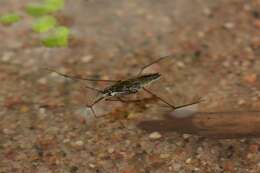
[76, 85, 101, 118]
[144, 87, 203, 110]
[174, 99, 203, 109]
[105, 97, 127, 102]
[143, 88, 176, 109]
[84, 85, 103, 93]
[137, 54, 176, 75]
[42, 68, 119, 82]
[105, 97, 146, 103]
[86, 96, 105, 118]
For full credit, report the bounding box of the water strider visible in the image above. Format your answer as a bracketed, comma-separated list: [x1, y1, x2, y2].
[44, 55, 201, 117]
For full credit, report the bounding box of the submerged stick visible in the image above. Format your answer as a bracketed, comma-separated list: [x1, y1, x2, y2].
[138, 105, 260, 139]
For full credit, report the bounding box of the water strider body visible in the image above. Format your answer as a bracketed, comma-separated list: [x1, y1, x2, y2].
[101, 73, 161, 97]
[45, 55, 201, 117]
[85, 72, 170, 117]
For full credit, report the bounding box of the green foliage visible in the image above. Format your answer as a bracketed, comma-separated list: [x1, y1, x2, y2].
[41, 26, 70, 47]
[2, 0, 71, 48]
[44, 0, 64, 12]
[26, 3, 51, 16]
[0, 13, 21, 25]
[26, 0, 64, 16]
[32, 15, 57, 33]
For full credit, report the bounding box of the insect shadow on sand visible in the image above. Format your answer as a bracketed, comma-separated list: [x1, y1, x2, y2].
[43, 55, 200, 117]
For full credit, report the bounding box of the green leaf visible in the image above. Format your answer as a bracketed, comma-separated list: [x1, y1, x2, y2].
[0, 13, 21, 25]
[32, 15, 57, 33]
[45, 0, 64, 11]
[26, 3, 51, 16]
[41, 26, 70, 47]
[26, 0, 64, 16]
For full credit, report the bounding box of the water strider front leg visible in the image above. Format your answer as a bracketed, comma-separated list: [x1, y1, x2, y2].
[84, 85, 103, 93]
[86, 96, 105, 117]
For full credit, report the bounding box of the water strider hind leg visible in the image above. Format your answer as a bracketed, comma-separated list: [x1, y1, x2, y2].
[174, 98, 203, 109]
[143, 87, 176, 109]
[143, 87, 203, 110]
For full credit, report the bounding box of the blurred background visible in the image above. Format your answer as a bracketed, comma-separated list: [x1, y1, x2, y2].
[1, 0, 260, 172]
